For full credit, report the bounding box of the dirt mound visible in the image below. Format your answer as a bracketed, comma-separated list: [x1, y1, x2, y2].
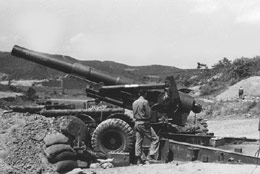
[0, 110, 58, 174]
[216, 76, 260, 100]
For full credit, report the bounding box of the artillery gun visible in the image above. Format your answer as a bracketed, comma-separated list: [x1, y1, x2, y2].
[11, 45, 204, 150]
[11, 45, 260, 166]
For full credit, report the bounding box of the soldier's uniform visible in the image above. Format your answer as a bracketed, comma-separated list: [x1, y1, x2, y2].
[239, 86, 244, 99]
[132, 95, 159, 164]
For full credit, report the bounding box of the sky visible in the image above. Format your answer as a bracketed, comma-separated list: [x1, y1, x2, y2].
[1, 0, 260, 69]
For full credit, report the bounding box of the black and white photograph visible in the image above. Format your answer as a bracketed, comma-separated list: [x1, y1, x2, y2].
[0, 0, 260, 173]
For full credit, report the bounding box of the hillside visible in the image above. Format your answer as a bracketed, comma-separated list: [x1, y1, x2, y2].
[2, 50, 260, 95]
[216, 76, 260, 100]
[0, 52, 64, 80]
[0, 51, 183, 83]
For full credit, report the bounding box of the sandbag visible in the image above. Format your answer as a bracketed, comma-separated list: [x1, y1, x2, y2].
[45, 144, 74, 159]
[49, 151, 77, 164]
[56, 160, 78, 173]
[44, 133, 69, 147]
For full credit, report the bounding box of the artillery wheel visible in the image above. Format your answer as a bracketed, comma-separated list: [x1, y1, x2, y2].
[108, 113, 135, 128]
[91, 118, 134, 153]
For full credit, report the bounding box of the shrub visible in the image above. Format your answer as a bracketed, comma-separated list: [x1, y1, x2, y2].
[229, 78, 238, 86]
[200, 84, 212, 96]
[200, 82, 225, 96]
[229, 58, 254, 79]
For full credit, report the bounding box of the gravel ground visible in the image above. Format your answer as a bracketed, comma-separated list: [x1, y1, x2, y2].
[1, 109, 260, 174]
[0, 110, 57, 174]
[83, 161, 260, 174]
[208, 118, 260, 139]
[0, 91, 23, 99]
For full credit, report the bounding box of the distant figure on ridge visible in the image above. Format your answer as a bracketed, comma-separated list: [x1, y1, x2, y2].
[238, 86, 244, 99]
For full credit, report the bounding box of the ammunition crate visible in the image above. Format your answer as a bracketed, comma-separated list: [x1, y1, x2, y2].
[108, 152, 130, 167]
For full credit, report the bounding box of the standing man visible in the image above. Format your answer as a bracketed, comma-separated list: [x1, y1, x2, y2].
[132, 89, 159, 165]
[239, 86, 244, 99]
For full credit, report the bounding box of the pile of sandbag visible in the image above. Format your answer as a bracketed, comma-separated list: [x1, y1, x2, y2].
[44, 133, 79, 173]
[1, 111, 111, 174]
[44, 116, 93, 173]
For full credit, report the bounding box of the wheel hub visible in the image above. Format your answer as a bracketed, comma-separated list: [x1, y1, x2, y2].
[102, 130, 123, 151]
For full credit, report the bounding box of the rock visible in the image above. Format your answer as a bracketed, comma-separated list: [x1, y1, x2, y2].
[0, 150, 9, 159]
[100, 162, 114, 169]
[77, 160, 90, 168]
[89, 163, 101, 169]
[97, 158, 114, 164]
[65, 168, 84, 174]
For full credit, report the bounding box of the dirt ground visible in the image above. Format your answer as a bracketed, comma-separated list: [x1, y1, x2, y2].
[208, 118, 260, 139]
[0, 109, 259, 174]
[1, 75, 260, 174]
[81, 118, 260, 174]
[83, 161, 260, 174]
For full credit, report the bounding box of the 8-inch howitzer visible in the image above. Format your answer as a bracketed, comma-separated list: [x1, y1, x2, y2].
[11, 45, 206, 159]
[10, 45, 260, 166]
[11, 45, 201, 126]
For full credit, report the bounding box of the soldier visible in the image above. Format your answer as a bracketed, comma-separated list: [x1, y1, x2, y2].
[239, 86, 244, 99]
[132, 89, 159, 165]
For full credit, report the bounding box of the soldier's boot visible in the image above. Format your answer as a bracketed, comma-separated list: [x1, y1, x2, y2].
[136, 156, 144, 165]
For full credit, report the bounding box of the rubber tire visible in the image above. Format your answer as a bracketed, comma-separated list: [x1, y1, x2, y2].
[43, 133, 69, 147]
[108, 113, 135, 127]
[91, 118, 134, 153]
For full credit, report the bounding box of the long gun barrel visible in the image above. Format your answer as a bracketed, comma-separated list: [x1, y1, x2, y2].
[11, 45, 137, 85]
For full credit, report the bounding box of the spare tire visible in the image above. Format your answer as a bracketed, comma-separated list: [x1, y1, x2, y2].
[91, 118, 134, 153]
